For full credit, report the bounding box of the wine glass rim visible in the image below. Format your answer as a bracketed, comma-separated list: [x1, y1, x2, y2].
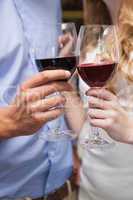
[32, 21, 76, 26]
[80, 24, 118, 30]
[80, 24, 117, 27]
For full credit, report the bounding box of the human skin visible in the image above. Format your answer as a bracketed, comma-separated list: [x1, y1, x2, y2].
[0, 70, 73, 139]
[87, 88, 133, 144]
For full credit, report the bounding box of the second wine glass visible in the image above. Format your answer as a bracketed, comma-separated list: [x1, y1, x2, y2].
[31, 22, 78, 142]
[76, 25, 119, 149]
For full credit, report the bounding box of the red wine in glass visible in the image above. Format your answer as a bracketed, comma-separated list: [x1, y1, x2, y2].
[35, 56, 77, 76]
[77, 61, 117, 87]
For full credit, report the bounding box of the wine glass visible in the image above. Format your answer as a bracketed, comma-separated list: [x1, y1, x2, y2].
[76, 25, 119, 149]
[31, 22, 78, 142]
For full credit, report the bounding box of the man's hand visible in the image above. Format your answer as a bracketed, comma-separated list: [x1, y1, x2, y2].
[0, 70, 72, 139]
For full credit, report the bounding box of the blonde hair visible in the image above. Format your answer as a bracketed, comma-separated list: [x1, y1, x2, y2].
[107, 0, 133, 92]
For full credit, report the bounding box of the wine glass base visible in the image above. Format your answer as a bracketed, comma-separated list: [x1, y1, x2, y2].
[80, 137, 115, 150]
[39, 129, 77, 142]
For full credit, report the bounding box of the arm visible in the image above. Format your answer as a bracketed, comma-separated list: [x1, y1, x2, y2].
[64, 89, 86, 135]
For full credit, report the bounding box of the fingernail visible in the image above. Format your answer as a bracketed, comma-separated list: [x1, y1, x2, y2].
[85, 89, 91, 95]
[85, 91, 88, 96]
[60, 43, 63, 48]
[65, 71, 71, 77]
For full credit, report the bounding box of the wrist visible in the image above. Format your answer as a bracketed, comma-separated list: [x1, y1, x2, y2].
[0, 113, 17, 139]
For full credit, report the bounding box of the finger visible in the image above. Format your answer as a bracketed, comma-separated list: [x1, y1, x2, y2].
[88, 96, 110, 110]
[21, 82, 72, 103]
[59, 35, 74, 57]
[32, 108, 64, 123]
[59, 42, 73, 57]
[21, 70, 71, 90]
[59, 35, 69, 46]
[87, 88, 116, 101]
[88, 109, 110, 119]
[89, 118, 113, 129]
[29, 96, 66, 113]
[59, 33, 73, 46]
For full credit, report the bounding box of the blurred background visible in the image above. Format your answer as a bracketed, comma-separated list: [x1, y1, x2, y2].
[62, 0, 83, 31]
[62, 0, 112, 30]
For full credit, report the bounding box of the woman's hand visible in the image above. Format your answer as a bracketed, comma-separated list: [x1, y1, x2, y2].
[0, 70, 72, 139]
[87, 88, 133, 144]
[59, 33, 74, 57]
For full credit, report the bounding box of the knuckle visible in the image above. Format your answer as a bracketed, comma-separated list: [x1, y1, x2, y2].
[89, 103, 94, 108]
[54, 109, 63, 117]
[45, 112, 58, 122]
[89, 109, 94, 116]
[27, 104, 34, 114]
[30, 102, 39, 112]
[60, 70, 66, 77]
[40, 71, 48, 81]
[32, 114, 43, 124]
[46, 99, 54, 108]
[54, 97, 62, 105]
[53, 111, 60, 118]
[51, 83, 58, 92]
[31, 113, 38, 122]
[98, 100, 103, 108]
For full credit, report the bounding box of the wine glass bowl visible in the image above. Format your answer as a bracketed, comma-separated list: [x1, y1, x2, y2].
[77, 25, 119, 88]
[33, 22, 78, 76]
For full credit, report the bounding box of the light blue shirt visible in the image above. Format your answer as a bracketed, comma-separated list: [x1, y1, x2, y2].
[0, 0, 72, 198]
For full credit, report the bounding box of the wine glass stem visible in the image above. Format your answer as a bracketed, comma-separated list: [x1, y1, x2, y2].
[91, 126, 100, 140]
